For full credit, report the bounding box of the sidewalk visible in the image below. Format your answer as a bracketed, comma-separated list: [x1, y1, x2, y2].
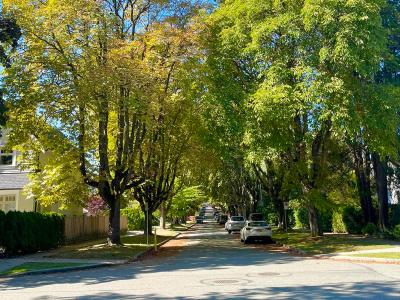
[317, 246, 400, 264]
[0, 224, 195, 277]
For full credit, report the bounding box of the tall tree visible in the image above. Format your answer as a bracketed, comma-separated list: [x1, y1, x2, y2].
[3, 0, 203, 244]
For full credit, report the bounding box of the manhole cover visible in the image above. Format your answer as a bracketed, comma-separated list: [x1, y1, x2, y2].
[214, 279, 239, 284]
[200, 278, 252, 286]
[246, 272, 291, 278]
[258, 272, 280, 276]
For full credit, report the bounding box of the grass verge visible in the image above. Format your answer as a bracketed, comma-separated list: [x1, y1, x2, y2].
[273, 230, 399, 255]
[45, 234, 175, 260]
[350, 252, 400, 259]
[0, 262, 88, 276]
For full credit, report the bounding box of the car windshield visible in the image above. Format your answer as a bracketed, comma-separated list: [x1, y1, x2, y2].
[248, 221, 268, 227]
[231, 216, 244, 221]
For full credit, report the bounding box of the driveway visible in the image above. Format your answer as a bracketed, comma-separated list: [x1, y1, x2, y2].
[1, 223, 400, 299]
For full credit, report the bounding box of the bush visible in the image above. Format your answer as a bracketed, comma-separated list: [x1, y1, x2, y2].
[332, 210, 347, 233]
[0, 210, 5, 247]
[1, 211, 64, 255]
[121, 207, 145, 230]
[121, 206, 159, 230]
[294, 207, 309, 229]
[361, 222, 378, 236]
[342, 206, 364, 234]
[393, 224, 400, 240]
[390, 204, 400, 228]
[318, 210, 333, 233]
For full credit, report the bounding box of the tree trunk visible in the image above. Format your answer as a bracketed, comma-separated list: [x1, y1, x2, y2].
[144, 210, 153, 236]
[308, 205, 321, 236]
[353, 146, 376, 224]
[372, 153, 389, 230]
[160, 203, 166, 229]
[108, 197, 121, 245]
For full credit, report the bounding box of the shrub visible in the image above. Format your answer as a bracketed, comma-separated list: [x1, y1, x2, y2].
[294, 207, 309, 229]
[390, 204, 400, 228]
[0, 210, 5, 247]
[332, 210, 347, 233]
[1, 211, 64, 255]
[121, 206, 159, 230]
[342, 206, 364, 234]
[318, 210, 333, 233]
[361, 222, 378, 236]
[393, 224, 400, 240]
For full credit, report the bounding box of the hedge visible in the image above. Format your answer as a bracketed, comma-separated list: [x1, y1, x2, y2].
[0, 211, 64, 255]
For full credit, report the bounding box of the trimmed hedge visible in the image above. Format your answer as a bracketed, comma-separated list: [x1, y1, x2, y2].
[0, 211, 64, 255]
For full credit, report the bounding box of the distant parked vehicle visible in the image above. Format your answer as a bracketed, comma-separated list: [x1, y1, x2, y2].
[195, 216, 204, 224]
[225, 216, 245, 234]
[240, 220, 272, 244]
[248, 213, 264, 221]
[218, 214, 228, 225]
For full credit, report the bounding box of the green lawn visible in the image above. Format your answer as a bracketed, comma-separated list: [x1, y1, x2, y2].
[350, 252, 400, 259]
[273, 230, 399, 255]
[0, 262, 88, 276]
[45, 234, 174, 260]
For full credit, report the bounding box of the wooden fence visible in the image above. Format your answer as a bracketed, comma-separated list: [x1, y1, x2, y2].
[64, 215, 128, 243]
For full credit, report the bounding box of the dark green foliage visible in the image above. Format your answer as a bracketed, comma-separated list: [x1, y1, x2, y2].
[343, 207, 365, 234]
[0, 211, 64, 255]
[318, 210, 333, 233]
[362, 222, 378, 235]
[393, 224, 400, 240]
[0, 210, 5, 247]
[0, 16, 21, 67]
[389, 204, 400, 228]
[294, 207, 309, 229]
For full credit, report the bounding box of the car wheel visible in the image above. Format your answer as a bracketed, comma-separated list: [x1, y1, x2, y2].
[228, 230, 231, 234]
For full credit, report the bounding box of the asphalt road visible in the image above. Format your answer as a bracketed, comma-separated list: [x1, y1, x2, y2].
[1, 222, 400, 299]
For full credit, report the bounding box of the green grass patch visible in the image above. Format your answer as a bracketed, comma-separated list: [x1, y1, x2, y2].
[45, 234, 173, 260]
[350, 252, 400, 259]
[0, 262, 87, 276]
[273, 230, 399, 255]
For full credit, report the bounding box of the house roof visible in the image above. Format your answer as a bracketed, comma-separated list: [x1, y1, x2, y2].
[0, 172, 29, 190]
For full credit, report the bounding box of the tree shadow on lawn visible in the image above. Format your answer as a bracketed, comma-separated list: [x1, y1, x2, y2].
[28, 281, 400, 300]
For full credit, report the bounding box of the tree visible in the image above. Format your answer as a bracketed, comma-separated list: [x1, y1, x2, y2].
[3, 0, 204, 244]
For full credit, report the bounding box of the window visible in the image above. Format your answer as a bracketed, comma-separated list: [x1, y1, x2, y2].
[0, 195, 16, 212]
[0, 149, 14, 166]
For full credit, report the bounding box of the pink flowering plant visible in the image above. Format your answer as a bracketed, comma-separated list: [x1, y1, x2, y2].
[86, 195, 109, 216]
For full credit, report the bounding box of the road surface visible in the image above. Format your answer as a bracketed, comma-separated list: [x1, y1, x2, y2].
[1, 223, 400, 299]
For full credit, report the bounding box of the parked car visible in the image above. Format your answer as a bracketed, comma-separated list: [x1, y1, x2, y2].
[248, 213, 264, 221]
[240, 220, 272, 244]
[225, 216, 245, 234]
[218, 214, 228, 225]
[195, 216, 204, 224]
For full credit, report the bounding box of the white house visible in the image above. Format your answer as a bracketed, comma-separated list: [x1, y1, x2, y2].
[0, 128, 83, 215]
[0, 131, 33, 212]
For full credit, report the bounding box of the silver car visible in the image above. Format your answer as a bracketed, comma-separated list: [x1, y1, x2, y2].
[240, 220, 272, 243]
[225, 216, 245, 234]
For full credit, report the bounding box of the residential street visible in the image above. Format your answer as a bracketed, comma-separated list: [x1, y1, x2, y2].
[1, 223, 400, 299]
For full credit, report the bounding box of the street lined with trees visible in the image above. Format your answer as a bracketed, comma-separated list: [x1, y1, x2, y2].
[1, 0, 400, 246]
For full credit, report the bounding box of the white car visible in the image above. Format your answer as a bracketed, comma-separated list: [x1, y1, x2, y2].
[240, 220, 272, 243]
[225, 216, 245, 234]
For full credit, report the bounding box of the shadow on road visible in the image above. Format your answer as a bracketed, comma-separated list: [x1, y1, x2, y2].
[2, 223, 399, 300]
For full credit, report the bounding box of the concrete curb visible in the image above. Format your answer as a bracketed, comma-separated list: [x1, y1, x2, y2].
[0, 223, 196, 278]
[0, 261, 126, 278]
